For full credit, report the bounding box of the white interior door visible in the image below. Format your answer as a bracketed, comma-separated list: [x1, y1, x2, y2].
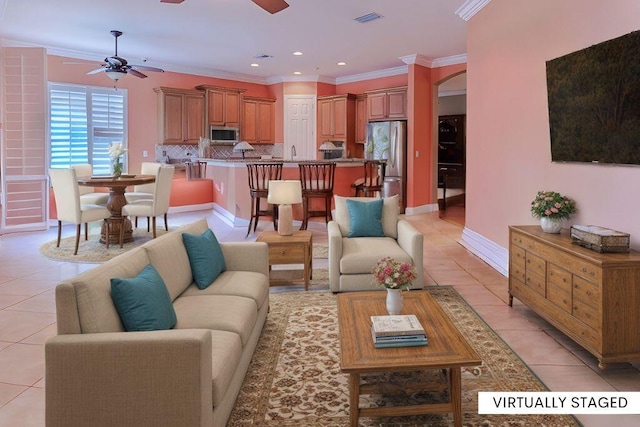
[284, 95, 315, 160]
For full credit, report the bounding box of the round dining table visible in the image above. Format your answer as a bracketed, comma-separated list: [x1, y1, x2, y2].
[77, 174, 156, 244]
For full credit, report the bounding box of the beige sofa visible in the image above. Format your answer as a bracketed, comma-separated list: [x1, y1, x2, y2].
[328, 195, 424, 292]
[45, 217, 269, 427]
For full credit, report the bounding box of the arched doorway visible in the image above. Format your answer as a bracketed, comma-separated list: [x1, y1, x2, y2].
[434, 72, 466, 226]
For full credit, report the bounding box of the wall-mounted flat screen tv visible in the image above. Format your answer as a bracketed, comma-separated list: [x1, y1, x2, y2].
[546, 30, 640, 165]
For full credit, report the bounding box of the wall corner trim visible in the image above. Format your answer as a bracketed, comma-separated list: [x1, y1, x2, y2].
[459, 226, 508, 277]
[455, 0, 491, 21]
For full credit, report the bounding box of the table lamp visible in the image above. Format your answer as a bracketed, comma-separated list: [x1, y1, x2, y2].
[233, 141, 255, 160]
[267, 180, 302, 236]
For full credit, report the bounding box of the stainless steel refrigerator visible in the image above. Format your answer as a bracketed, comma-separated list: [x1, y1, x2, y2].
[365, 121, 407, 212]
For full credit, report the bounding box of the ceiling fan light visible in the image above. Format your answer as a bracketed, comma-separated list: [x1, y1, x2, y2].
[106, 69, 127, 81]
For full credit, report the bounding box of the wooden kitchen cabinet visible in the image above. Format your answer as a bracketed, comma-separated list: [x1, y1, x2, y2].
[196, 85, 246, 129]
[317, 94, 355, 155]
[155, 87, 205, 144]
[509, 225, 640, 368]
[354, 95, 367, 158]
[365, 86, 407, 121]
[242, 96, 275, 144]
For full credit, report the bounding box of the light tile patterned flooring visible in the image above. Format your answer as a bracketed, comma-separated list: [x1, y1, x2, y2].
[0, 209, 638, 426]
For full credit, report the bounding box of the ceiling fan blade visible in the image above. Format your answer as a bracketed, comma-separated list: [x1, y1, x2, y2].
[127, 69, 148, 79]
[129, 64, 164, 73]
[87, 67, 107, 75]
[252, 0, 289, 14]
[160, 0, 185, 3]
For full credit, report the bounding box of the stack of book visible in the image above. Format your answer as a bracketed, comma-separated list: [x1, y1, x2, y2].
[370, 314, 428, 348]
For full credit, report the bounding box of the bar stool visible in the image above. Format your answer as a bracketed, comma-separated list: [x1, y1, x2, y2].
[246, 162, 283, 237]
[299, 162, 336, 230]
[185, 161, 207, 180]
[353, 160, 386, 197]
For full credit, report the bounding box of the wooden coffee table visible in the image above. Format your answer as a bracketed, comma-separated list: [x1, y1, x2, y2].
[337, 290, 481, 427]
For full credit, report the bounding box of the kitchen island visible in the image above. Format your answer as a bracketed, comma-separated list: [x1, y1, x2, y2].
[202, 158, 366, 227]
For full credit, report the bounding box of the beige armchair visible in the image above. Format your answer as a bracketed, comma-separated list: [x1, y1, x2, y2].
[49, 168, 111, 255]
[70, 164, 109, 205]
[122, 165, 175, 237]
[328, 195, 424, 292]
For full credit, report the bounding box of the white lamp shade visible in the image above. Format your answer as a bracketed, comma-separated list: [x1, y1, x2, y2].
[319, 141, 338, 150]
[267, 180, 302, 205]
[105, 69, 127, 81]
[233, 141, 255, 152]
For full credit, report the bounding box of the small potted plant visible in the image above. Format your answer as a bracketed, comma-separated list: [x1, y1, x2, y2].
[108, 143, 127, 178]
[372, 257, 417, 315]
[530, 190, 577, 233]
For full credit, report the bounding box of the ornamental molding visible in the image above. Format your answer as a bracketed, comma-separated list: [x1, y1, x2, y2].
[455, 0, 491, 21]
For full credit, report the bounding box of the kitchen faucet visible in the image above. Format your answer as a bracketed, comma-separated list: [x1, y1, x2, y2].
[291, 145, 296, 159]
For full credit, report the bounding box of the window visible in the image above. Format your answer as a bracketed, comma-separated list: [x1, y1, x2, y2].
[49, 82, 127, 175]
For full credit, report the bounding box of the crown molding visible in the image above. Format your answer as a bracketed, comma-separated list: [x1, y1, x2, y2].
[400, 54, 433, 68]
[455, 0, 491, 21]
[266, 74, 336, 85]
[432, 53, 468, 67]
[335, 65, 407, 85]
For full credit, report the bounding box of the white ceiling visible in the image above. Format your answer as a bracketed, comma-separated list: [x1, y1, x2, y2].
[0, 0, 471, 85]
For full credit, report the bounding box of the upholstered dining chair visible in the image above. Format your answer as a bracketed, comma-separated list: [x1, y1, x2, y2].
[69, 164, 109, 206]
[124, 162, 163, 229]
[122, 165, 175, 238]
[298, 162, 336, 230]
[246, 162, 283, 237]
[49, 168, 111, 255]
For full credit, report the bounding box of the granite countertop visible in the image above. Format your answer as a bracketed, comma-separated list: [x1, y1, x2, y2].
[203, 158, 367, 163]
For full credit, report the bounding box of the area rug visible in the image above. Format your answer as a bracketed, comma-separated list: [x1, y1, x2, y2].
[313, 243, 328, 259]
[39, 227, 171, 263]
[228, 286, 579, 427]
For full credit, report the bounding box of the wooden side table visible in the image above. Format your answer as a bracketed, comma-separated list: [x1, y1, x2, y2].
[256, 231, 313, 290]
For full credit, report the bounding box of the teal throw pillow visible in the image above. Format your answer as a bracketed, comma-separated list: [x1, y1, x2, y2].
[346, 198, 385, 237]
[182, 229, 226, 289]
[111, 264, 177, 332]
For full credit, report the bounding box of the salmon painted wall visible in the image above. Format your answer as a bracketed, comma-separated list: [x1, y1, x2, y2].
[47, 54, 272, 173]
[337, 74, 408, 94]
[466, 0, 640, 249]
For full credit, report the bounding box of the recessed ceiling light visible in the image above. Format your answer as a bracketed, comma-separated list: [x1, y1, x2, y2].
[251, 63, 259, 67]
[293, 71, 302, 75]
[293, 51, 303, 56]
[337, 62, 346, 66]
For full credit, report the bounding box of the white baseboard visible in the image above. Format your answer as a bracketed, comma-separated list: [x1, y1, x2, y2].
[168, 203, 214, 214]
[405, 203, 439, 215]
[459, 227, 509, 277]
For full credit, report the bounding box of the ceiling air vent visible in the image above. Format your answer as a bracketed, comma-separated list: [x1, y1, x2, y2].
[354, 12, 382, 24]
[253, 53, 274, 59]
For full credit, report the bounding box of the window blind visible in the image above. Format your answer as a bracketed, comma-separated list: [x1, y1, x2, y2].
[49, 83, 127, 175]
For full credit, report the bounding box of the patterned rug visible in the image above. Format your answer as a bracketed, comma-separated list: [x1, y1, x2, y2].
[228, 286, 579, 427]
[39, 226, 171, 263]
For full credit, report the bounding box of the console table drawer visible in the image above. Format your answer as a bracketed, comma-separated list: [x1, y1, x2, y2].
[268, 244, 305, 264]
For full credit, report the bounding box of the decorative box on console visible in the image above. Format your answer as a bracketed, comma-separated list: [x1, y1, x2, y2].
[570, 225, 630, 253]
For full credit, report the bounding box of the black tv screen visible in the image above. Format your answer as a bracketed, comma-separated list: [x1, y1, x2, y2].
[546, 30, 640, 165]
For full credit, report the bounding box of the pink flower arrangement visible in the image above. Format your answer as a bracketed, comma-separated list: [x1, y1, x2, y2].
[530, 190, 576, 220]
[371, 257, 417, 291]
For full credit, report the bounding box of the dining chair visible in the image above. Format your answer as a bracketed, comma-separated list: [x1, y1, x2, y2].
[298, 162, 336, 230]
[122, 165, 175, 238]
[125, 162, 163, 229]
[49, 168, 111, 255]
[69, 164, 109, 205]
[353, 160, 386, 197]
[246, 162, 283, 237]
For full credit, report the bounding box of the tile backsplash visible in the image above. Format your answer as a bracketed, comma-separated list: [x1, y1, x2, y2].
[155, 143, 283, 161]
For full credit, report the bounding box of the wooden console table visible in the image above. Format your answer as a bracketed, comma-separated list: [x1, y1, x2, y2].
[509, 225, 640, 368]
[256, 230, 313, 290]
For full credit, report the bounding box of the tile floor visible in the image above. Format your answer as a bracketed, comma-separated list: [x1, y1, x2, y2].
[0, 209, 638, 426]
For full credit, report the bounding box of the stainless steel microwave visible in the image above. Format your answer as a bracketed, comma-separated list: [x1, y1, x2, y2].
[210, 126, 240, 145]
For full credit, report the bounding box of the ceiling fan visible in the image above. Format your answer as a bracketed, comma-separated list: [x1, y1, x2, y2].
[160, 0, 289, 14]
[86, 30, 164, 82]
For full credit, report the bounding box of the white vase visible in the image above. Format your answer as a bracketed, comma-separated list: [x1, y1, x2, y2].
[540, 216, 563, 233]
[386, 288, 403, 315]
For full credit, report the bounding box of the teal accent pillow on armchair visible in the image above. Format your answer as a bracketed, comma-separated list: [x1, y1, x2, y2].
[182, 228, 226, 289]
[111, 264, 177, 331]
[346, 198, 385, 237]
